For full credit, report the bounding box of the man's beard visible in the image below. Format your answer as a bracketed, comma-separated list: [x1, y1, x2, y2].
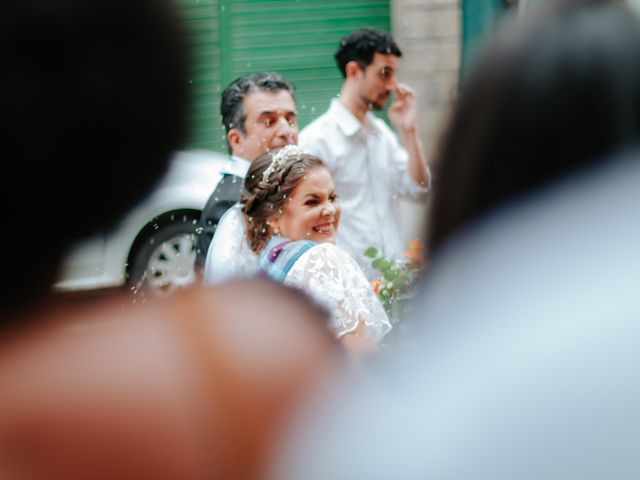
[364, 92, 388, 111]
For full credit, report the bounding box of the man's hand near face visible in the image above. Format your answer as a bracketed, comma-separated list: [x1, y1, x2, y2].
[388, 83, 418, 134]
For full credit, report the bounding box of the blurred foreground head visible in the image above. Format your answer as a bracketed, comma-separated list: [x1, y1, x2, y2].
[429, 0, 640, 251]
[0, 278, 340, 479]
[1, 0, 188, 315]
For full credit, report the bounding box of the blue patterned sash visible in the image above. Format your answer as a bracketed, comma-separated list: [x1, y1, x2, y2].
[259, 236, 317, 283]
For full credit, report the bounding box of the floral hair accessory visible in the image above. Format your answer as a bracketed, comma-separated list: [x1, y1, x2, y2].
[262, 145, 312, 183]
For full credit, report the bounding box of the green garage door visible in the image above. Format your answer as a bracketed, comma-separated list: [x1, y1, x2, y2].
[460, 0, 510, 79]
[177, 0, 391, 153]
[175, 0, 224, 151]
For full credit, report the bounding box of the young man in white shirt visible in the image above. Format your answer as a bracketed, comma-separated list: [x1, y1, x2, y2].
[300, 27, 430, 277]
[197, 72, 299, 264]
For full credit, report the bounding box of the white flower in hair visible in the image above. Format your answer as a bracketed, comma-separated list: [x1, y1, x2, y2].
[262, 145, 312, 183]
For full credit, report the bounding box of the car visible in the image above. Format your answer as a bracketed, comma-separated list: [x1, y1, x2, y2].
[54, 149, 229, 297]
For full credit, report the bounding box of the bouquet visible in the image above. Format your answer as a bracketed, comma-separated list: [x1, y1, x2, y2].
[365, 239, 427, 324]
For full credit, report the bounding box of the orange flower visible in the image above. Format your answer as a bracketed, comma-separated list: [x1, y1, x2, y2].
[370, 278, 382, 294]
[403, 238, 426, 264]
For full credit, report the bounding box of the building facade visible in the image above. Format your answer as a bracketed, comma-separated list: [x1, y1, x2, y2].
[175, 0, 513, 240]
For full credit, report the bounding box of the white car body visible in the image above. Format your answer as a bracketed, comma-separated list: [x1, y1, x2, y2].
[55, 150, 228, 292]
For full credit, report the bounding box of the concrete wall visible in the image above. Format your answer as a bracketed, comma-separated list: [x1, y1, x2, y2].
[392, 0, 461, 242]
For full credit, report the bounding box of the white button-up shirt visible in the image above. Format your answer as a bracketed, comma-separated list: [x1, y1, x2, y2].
[221, 155, 251, 178]
[300, 99, 430, 277]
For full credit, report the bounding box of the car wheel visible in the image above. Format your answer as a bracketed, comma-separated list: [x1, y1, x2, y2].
[128, 213, 199, 297]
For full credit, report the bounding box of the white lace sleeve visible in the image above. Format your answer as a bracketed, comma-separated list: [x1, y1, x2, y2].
[284, 243, 391, 343]
[203, 204, 258, 285]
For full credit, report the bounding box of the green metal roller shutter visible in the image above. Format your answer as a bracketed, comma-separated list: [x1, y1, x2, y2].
[176, 0, 391, 153]
[219, 0, 391, 134]
[460, 0, 508, 80]
[175, 0, 224, 151]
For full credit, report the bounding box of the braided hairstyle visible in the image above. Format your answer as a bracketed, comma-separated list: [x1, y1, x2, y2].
[241, 146, 325, 254]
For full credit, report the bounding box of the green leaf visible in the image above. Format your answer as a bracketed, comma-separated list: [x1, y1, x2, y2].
[364, 247, 378, 259]
[392, 275, 408, 289]
[383, 269, 397, 281]
[381, 259, 393, 271]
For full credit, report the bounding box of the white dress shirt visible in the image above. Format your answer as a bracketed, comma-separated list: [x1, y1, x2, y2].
[221, 155, 251, 178]
[300, 99, 430, 277]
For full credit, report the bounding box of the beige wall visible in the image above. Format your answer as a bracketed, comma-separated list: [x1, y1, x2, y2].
[392, 0, 461, 242]
[392, 0, 460, 160]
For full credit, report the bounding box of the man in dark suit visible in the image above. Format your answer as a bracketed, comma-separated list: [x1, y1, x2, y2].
[196, 72, 299, 266]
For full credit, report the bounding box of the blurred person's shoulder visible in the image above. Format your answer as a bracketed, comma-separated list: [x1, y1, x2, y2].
[0, 280, 340, 479]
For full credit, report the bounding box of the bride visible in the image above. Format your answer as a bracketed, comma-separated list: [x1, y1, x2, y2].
[204, 145, 391, 351]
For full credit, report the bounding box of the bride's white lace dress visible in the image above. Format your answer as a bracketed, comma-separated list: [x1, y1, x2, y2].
[284, 242, 391, 342]
[204, 204, 391, 343]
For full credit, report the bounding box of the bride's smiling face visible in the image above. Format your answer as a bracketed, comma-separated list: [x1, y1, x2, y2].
[271, 166, 341, 243]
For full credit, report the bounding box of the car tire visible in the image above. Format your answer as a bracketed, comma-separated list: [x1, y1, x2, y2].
[127, 213, 200, 297]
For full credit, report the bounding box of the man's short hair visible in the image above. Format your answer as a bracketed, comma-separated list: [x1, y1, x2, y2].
[334, 27, 402, 78]
[220, 72, 295, 153]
